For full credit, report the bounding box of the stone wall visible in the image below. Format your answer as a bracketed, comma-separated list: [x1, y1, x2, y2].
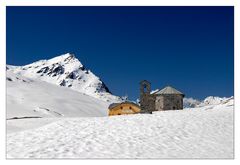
[155, 95, 164, 111]
[155, 94, 183, 111]
[140, 94, 156, 113]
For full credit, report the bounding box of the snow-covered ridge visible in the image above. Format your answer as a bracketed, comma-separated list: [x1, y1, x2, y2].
[184, 96, 233, 108]
[183, 97, 201, 108]
[201, 96, 234, 106]
[6, 69, 110, 120]
[7, 53, 122, 103]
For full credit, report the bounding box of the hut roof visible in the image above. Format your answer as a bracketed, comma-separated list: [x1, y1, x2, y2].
[108, 103, 120, 109]
[108, 101, 140, 109]
[153, 86, 184, 95]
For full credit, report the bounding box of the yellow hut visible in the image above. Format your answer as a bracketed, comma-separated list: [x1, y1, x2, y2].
[108, 101, 141, 116]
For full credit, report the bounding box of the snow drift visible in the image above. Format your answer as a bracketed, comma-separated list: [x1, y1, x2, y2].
[7, 106, 233, 159]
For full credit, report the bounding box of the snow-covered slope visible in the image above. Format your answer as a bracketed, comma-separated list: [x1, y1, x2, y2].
[7, 53, 122, 103]
[199, 96, 234, 107]
[7, 106, 233, 159]
[7, 69, 109, 119]
[183, 96, 233, 108]
[183, 97, 201, 108]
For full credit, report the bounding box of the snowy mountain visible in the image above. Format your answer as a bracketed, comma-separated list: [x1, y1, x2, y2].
[7, 53, 122, 103]
[199, 96, 234, 106]
[6, 69, 110, 119]
[183, 97, 201, 108]
[183, 96, 233, 108]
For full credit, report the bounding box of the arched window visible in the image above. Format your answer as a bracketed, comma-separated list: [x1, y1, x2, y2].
[120, 106, 123, 109]
[129, 107, 132, 109]
[143, 85, 147, 93]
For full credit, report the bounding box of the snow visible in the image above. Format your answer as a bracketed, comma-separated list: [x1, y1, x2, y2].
[6, 53, 234, 159]
[7, 106, 233, 159]
[150, 89, 160, 94]
[183, 97, 201, 108]
[7, 53, 122, 103]
[7, 118, 60, 134]
[7, 69, 109, 119]
[199, 96, 234, 107]
[183, 96, 233, 108]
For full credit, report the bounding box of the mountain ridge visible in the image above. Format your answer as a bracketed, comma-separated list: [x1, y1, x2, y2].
[183, 96, 234, 108]
[7, 53, 122, 103]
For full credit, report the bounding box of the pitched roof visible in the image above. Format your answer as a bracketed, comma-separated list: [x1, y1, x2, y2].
[108, 101, 140, 109]
[108, 103, 120, 109]
[153, 86, 184, 95]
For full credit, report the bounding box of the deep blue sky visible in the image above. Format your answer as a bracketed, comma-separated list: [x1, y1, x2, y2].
[7, 6, 234, 100]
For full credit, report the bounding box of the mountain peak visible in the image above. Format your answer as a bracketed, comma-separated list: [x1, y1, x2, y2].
[50, 53, 74, 61]
[7, 53, 122, 103]
[46, 53, 83, 68]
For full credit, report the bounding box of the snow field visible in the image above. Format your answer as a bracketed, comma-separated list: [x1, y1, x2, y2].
[7, 108, 233, 159]
[7, 71, 109, 119]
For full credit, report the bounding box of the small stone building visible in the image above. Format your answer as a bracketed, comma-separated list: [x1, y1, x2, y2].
[140, 80, 184, 113]
[108, 101, 141, 116]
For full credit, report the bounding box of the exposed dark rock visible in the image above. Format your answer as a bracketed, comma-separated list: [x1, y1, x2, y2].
[59, 80, 66, 86]
[79, 66, 85, 70]
[64, 54, 75, 63]
[42, 67, 49, 73]
[52, 65, 64, 75]
[36, 67, 49, 74]
[6, 77, 12, 81]
[99, 81, 111, 93]
[66, 72, 76, 79]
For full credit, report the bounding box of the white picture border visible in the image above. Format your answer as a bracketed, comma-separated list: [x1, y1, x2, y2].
[0, 0, 239, 164]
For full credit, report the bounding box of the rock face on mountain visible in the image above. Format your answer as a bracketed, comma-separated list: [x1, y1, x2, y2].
[7, 53, 122, 103]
